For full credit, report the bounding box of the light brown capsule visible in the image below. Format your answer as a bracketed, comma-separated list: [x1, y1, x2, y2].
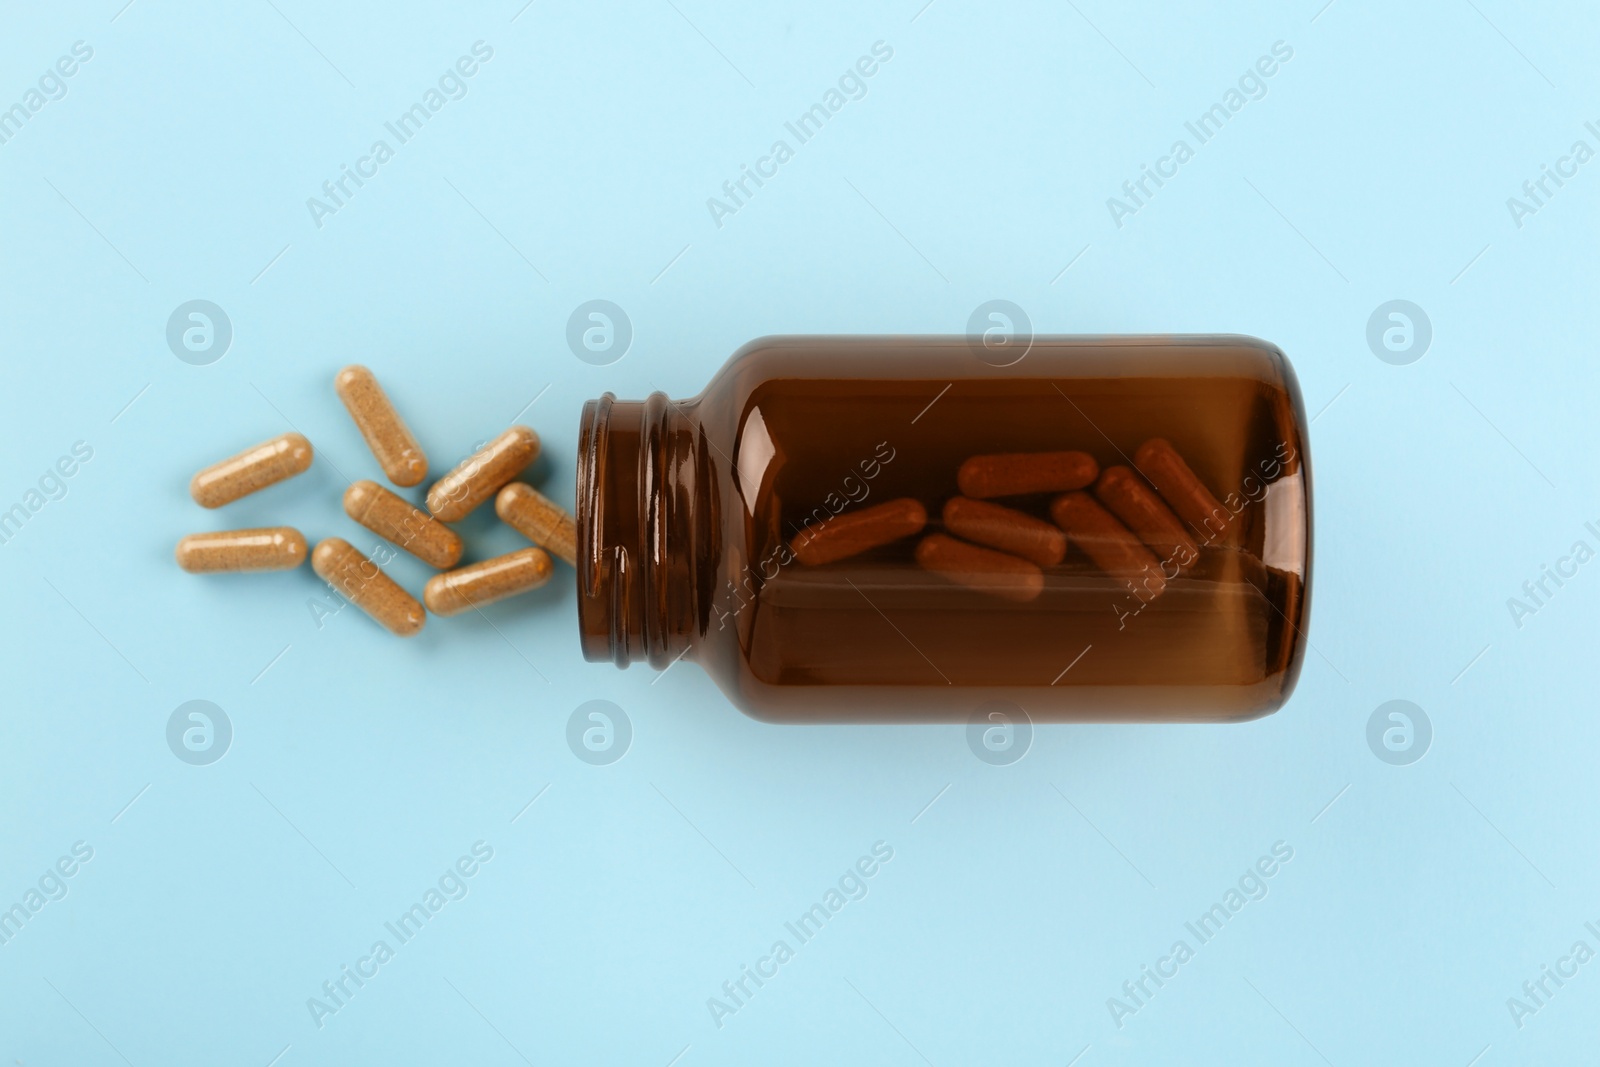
[426, 426, 540, 522]
[176, 527, 307, 573]
[942, 496, 1066, 568]
[495, 482, 577, 567]
[914, 533, 1044, 602]
[310, 537, 425, 637]
[334, 365, 428, 487]
[1050, 491, 1166, 600]
[343, 480, 462, 569]
[190, 433, 313, 508]
[792, 497, 927, 566]
[1093, 465, 1198, 570]
[423, 547, 553, 616]
[1134, 438, 1232, 544]
[956, 450, 1098, 498]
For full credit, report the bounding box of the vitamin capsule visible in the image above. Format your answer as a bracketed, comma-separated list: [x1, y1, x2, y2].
[1050, 492, 1166, 599]
[176, 527, 307, 573]
[334, 365, 428, 487]
[914, 533, 1044, 602]
[1093, 466, 1198, 570]
[423, 547, 553, 616]
[792, 497, 927, 566]
[310, 537, 425, 636]
[1133, 438, 1232, 544]
[495, 482, 577, 567]
[343, 480, 462, 569]
[190, 432, 313, 508]
[426, 426, 540, 522]
[956, 450, 1098, 498]
[941, 497, 1066, 568]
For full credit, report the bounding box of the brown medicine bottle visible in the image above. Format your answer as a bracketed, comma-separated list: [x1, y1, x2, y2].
[577, 336, 1311, 723]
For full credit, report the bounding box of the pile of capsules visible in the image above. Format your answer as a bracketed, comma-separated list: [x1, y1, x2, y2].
[175, 366, 574, 637]
[790, 440, 1229, 602]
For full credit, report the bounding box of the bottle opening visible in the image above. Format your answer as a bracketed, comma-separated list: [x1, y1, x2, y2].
[577, 392, 705, 669]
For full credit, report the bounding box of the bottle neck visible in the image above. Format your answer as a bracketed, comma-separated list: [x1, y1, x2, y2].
[577, 392, 712, 668]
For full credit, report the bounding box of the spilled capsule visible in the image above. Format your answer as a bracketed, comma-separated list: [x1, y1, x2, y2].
[311, 537, 425, 637]
[190, 432, 313, 508]
[495, 482, 577, 567]
[176, 527, 307, 573]
[427, 426, 539, 522]
[424, 547, 553, 616]
[335, 365, 428, 487]
[343, 480, 462, 569]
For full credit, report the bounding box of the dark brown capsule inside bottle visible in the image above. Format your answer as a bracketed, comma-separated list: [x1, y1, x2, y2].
[577, 336, 1311, 723]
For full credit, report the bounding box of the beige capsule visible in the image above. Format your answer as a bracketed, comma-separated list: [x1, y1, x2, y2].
[190, 432, 313, 508]
[343, 480, 462, 569]
[424, 547, 553, 616]
[495, 482, 577, 567]
[426, 426, 540, 522]
[311, 537, 425, 637]
[334, 365, 428, 487]
[176, 527, 307, 573]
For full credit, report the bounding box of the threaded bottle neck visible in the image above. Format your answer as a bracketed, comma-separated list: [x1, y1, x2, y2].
[576, 392, 710, 667]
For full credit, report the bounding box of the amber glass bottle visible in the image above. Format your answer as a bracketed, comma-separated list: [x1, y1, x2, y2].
[577, 336, 1311, 723]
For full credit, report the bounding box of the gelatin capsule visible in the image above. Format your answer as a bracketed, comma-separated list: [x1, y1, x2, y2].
[915, 532, 1044, 602]
[190, 432, 313, 508]
[1133, 438, 1232, 544]
[176, 527, 306, 573]
[941, 497, 1066, 568]
[1093, 466, 1197, 570]
[426, 426, 540, 522]
[792, 497, 927, 566]
[495, 482, 577, 567]
[423, 547, 553, 616]
[343, 480, 462, 569]
[310, 537, 425, 636]
[957, 450, 1098, 499]
[1050, 491, 1167, 599]
[335, 365, 428, 487]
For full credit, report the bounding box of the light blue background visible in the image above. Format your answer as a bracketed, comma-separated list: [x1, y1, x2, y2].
[2, 0, 1597, 1063]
